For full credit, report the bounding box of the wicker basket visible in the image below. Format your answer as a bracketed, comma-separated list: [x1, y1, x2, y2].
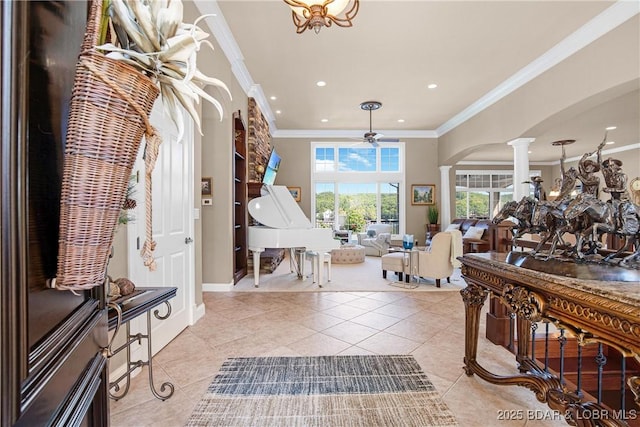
[55, 1, 159, 291]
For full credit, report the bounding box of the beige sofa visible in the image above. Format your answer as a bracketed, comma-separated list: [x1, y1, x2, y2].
[356, 224, 392, 256]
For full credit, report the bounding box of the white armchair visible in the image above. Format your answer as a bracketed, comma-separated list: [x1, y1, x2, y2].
[357, 224, 392, 256]
[416, 230, 462, 287]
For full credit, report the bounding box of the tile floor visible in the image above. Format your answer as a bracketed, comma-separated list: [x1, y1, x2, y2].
[109, 288, 568, 426]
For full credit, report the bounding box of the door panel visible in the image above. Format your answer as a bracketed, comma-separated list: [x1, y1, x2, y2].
[1, 2, 109, 426]
[127, 105, 194, 357]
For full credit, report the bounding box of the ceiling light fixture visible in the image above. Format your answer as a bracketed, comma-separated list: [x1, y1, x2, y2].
[283, 0, 359, 34]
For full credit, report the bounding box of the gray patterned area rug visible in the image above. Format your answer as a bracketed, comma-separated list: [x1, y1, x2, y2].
[185, 355, 458, 426]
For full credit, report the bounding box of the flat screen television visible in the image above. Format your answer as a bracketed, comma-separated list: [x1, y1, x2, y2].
[262, 149, 281, 186]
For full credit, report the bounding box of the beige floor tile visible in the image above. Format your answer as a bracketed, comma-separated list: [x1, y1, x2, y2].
[289, 332, 352, 355]
[320, 303, 370, 320]
[349, 311, 403, 330]
[343, 295, 391, 311]
[372, 300, 424, 318]
[357, 330, 422, 354]
[297, 312, 346, 331]
[321, 321, 379, 344]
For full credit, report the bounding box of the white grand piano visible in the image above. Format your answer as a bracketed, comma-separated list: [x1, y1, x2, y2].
[248, 185, 341, 287]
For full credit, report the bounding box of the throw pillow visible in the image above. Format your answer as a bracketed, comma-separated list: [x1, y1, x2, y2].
[463, 226, 485, 240]
[367, 229, 376, 238]
[445, 223, 461, 231]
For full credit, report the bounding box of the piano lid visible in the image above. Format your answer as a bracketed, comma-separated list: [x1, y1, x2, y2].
[248, 185, 312, 229]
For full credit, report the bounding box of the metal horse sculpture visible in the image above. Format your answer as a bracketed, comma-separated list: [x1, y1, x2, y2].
[493, 135, 638, 269]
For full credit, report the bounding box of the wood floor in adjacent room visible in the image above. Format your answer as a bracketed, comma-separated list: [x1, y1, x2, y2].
[109, 257, 567, 427]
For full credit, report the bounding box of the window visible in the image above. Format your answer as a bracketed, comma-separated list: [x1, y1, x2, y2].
[312, 143, 404, 234]
[455, 170, 539, 219]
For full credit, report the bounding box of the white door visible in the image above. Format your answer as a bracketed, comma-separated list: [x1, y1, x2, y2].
[127, 103, 195, 357]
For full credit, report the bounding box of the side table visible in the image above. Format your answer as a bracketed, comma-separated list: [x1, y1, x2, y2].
[385, 247, 420, 289]
[107, 286, 177, 401]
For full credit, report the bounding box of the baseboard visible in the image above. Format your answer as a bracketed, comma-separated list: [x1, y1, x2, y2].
[202, 282, 233, 292]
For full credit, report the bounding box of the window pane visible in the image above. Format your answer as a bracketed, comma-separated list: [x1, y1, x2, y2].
[493, 191, 514, 218]
[315, 147, 334, 172]
[492, 174, 512, 188]
[380, 148, 399, 171]
[338, 148, 376, 172]
[455, 191, 468, 218]
[338, 183, 376, 232]
[455, 174, 468, 188]
[315, 182, 335, 228]
[468, 191, 490, 218]
[468, 174, 490, 188]
[380, 183, 400, 234]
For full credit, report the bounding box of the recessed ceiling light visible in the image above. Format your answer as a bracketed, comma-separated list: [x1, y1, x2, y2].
[321, 119, 328, 123]
[270, 96, 277, 100]
[316, 81, 327, 87]
[397, 119, 405, 123]
[528, 151, 532, 154]
[606, 141, 615, 145]
[606, 126, 617, 130]
[275, 110, 282, 114]
[427, 83, 438, 89]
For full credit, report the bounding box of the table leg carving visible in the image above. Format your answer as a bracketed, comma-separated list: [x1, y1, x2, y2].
[461, 283, 487, 375]
[629, 376, 640, 408]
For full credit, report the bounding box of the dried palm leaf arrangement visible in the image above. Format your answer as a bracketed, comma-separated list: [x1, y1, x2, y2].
[99, 0, 231, 140]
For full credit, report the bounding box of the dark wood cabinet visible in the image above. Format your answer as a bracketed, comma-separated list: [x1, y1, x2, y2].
[233, 111, 248, 283]
[1, 3, 108, 425]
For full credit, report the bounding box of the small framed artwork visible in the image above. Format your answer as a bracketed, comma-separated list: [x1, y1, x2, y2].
[288, 186, 301, 202]
[201, 177, 213, 196]
[411, 184, 435, 205]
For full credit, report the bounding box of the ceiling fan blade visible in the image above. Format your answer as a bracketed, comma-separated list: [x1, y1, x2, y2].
[376, 138, 400, 143]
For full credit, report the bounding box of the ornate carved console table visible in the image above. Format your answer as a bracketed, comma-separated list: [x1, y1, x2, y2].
[460, 252, 640, 426]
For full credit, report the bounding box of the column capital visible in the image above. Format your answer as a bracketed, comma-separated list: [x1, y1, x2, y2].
[507, 137, 535, 148]
[439, 165, 452, 172]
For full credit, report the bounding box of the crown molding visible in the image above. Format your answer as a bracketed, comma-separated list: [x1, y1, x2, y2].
[437, 1, 640, 137]
[457, 141, 639, 166]
[272, 129, 438, 139]
[199, 1, 638, 140]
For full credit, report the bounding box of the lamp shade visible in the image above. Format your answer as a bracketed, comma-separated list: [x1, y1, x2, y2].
[284, 0, 359, 34]
[289, 0, 350, 17]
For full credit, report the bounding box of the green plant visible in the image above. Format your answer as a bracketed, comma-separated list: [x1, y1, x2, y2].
[346, 210, 366, 232]
[427, 205, 439, 224]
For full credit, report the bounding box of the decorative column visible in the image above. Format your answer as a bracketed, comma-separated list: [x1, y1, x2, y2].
[439, 165, 452, 228]
[507, 138, 535, 201]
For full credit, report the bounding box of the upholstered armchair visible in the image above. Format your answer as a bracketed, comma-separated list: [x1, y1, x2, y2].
[416, 230, 463, 287]
[357, 223, 392, 256]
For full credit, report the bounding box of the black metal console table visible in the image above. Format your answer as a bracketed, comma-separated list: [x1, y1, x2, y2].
[107, 286, 177, 401]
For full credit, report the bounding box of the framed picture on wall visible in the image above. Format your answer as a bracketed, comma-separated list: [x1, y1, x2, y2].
[201, 177, 213, 196]
[288, 186, 301, 202]
[411, 184, 435, 205]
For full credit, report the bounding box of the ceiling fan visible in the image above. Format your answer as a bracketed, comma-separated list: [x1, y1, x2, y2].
[355, 101, 400, 146]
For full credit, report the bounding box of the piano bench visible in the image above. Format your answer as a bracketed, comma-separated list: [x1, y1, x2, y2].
[305, 251, 332, 285]
[330, 244, 366, 264]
